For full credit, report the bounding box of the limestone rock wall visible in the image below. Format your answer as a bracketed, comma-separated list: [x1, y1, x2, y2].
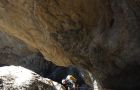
[0, 0, 139, 89]
[0, 31, 91, 89]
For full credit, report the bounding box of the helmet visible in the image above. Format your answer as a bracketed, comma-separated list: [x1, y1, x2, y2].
[62, 79, 66, 84]
[66, 75, 77, 82]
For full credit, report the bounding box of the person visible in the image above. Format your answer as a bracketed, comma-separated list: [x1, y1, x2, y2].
[62, 75, 77, 90]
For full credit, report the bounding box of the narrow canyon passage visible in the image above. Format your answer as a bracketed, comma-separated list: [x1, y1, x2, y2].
[0, 0, 139, 90]
[0, 31, 92, 89]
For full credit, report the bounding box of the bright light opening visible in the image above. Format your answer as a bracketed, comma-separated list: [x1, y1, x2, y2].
[94, 80, 99, 90]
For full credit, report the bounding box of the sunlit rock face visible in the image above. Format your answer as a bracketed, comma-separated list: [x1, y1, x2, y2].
[0, 0, 139, 89]
[0, 66, 65, 90]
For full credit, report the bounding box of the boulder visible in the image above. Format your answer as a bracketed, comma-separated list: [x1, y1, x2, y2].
[0, 65, 65, 90]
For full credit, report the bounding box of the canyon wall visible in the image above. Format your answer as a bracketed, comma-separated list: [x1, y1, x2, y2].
[0, 0, 139, 89]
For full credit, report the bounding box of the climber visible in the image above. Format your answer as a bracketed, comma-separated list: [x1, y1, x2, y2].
[62, 75, 77, 90]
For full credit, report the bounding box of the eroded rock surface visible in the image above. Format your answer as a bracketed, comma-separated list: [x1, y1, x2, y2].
[0, 65, 65, 90]
[0, 0, 139, 89]
[0, 31, 91, 89]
